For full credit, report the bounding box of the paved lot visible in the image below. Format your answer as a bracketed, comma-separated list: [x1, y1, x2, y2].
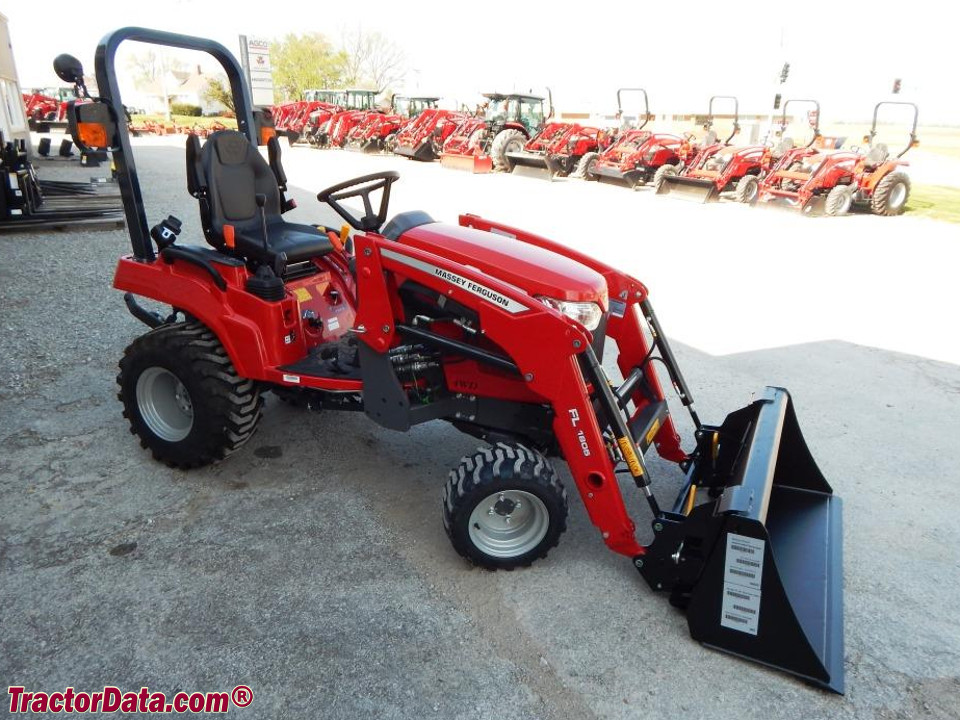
[1, 138, 959, 719]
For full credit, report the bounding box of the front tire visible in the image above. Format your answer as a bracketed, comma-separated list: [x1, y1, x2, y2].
[118, 322, 263, 468]
[490, 128, 527, 172]
[577, 151, 600, 180]
[443, 443, 567, 569]
[871, 171, 911, 216]
[825, 184, 854, 216]
[735, 174, 759, 203]
[652, 163, 678, 191]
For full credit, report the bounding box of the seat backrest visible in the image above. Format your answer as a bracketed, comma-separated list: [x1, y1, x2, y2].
[199, 130, 281, 244]
[865, 142, 889, 166]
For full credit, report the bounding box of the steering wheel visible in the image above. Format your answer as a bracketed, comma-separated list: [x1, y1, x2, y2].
[317, 171, 400, 232]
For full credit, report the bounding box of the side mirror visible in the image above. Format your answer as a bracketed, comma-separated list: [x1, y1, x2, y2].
[53, 54, 85, 85]
[68, 100, 120, 152]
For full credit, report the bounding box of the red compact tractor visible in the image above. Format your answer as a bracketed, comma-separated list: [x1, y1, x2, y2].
[756, 101, 918, 216]
[274, 94, 341, 145]
[393, 107, 469, 161]
[440, 91, 552, 172]
[312, 90, 379, 149]
[346, 96, 440, 154]
[655, 96, 770, 203]
[580, 89, 698, 189]
[63, 27, 845, 694]
[504, 121, 602, 180]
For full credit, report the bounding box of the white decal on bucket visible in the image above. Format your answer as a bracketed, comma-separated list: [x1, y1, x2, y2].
[720, 533, 765, 635]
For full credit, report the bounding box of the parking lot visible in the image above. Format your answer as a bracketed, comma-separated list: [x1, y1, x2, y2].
[2, 137, 959, 719]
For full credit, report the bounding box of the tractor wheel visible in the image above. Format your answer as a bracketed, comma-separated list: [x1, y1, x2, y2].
[653, 163, 679, 191]
[735, 175, 760, 203]
[117, 321, 263, 469]
[577, 152, 600, 180]
[825, 184, 854, 216]
[383, 132, 398, 154]
[443, 443, 567, 570]
[871, 171, 911, 216]
[491, 129, 527, 172]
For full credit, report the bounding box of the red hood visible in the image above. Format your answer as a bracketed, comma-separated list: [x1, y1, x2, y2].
[397, 223, 607, 306]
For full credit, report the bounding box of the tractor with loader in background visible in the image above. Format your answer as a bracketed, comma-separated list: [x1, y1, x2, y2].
[440, 90, 552, 172]
[756, 101, 917, 216]
[60, 26, 845, 696]
[393, 107, 470, 162]
[345, 96, 440, 154]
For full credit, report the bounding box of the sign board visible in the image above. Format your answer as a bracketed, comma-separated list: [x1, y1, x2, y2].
[239, 35, 274, 106]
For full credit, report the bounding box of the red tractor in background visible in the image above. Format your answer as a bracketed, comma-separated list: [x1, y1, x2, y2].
[440, 90, 552, 172]
[61, 26, 846, 696]
[655, 96, 769, 203]
[345, 96, 440, 154]
[312, 89, 379, 149]
[23, 92, 62, 121]
[505, 88, 651, 181]
[580, 89, 700, 189]
[273, 94, 341, 145]
[393, 107, 470, 162]
[756, 101, 917, 216]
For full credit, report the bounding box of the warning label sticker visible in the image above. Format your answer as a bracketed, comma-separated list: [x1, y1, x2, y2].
[720, 533, 765, 635]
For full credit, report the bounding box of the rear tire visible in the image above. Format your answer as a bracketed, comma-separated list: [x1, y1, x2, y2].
[653, 163, 678, 191]
[443, 443, 567, 569]
[117, 322, 263, 469]
[871, 171, 911, 216]
[825, 184, 854, 216]
[491, 129, 527, 172]
[577, 152, 600, 180]
[735, 175, 760, 203]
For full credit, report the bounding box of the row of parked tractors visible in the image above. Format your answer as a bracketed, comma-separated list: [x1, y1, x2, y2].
[272, 88, 919, 216]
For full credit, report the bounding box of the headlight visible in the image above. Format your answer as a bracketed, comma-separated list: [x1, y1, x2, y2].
[537, 296, 604, 331]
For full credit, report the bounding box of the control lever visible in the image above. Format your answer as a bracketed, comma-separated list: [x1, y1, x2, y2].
[150, 215, 182, 250]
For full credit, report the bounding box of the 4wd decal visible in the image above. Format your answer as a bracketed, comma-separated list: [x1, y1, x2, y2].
[380, 248, 529, 314]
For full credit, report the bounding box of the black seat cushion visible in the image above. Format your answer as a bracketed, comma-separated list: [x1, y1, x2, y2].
[199, 130, 333, 263]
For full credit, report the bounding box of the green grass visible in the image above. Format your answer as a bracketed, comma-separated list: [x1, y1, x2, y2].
[907, 184, 960, 223]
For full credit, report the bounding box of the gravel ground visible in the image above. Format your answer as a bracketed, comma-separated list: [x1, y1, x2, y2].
[1, 137, 958, 719]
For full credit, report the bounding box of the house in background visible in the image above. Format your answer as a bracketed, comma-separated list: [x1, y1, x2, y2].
[125, 65, 229, 116]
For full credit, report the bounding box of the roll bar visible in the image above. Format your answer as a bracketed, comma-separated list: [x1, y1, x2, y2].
[779, 99, 821, 148]
[93, 27, 257, 262]
[869, 101, 919, 158]
[707, 95, 740, 144]
[617, 88, 650, 130]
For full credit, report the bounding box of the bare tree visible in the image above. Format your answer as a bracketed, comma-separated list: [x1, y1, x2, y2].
[340, 28, 407, 94]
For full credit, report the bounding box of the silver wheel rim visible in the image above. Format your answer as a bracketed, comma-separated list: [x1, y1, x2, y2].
[889, 182, 907, 209]
[136, 367, 194, 442]
[468, 490, 549, 558]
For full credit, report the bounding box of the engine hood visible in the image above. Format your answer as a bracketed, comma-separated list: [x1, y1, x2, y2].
[397, 223, 607, 306]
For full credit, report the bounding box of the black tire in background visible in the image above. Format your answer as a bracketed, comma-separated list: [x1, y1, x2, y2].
[491, 129, 527, 172]
[577, 152, 600, 180]
[443, 443, 567, 570]
[652, 163, 679, 191]
[735, 174, 760, 203]
[871, 171, 911, 216]
[117, 321, 263, 469]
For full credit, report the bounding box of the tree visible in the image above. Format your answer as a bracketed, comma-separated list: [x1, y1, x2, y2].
[202, 77, 235, 113]
[126, 50, 186, 90]
[271, 33, 348, 101]
[341, 28, 407, 94]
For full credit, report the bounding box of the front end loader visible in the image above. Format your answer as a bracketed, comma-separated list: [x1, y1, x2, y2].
[68, 26, 845, 694]
[505, 121, 602, 180]
[393, 108, 468, 161]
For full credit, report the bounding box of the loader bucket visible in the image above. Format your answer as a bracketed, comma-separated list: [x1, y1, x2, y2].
[660, 387, 844, 692]
[507, 151, 557, 180]
[656, 175, 720, 202]
[440, 152, 493, 173]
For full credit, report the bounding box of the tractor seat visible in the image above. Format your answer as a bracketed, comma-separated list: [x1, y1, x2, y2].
[864, 143, 889, 167]
[190, 130, 333, 263]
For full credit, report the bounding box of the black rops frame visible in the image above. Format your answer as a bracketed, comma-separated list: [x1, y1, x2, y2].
[869, 101, 919, 158]
[94, 27, 257, 262]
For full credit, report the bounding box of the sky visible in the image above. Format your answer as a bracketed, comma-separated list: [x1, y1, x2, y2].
[4, 0, 958, 124]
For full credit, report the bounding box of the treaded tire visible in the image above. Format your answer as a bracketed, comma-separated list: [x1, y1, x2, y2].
[577, 151, 600, 180]
[652, 163, 678, 191]
[825, 184, 854, 216]
[735, 174, 759, 203]
[491, 128, 527, 172]
[871, 171, 911, 216]
[443, 442, 567, 570]
[117, 322, 263, 469]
